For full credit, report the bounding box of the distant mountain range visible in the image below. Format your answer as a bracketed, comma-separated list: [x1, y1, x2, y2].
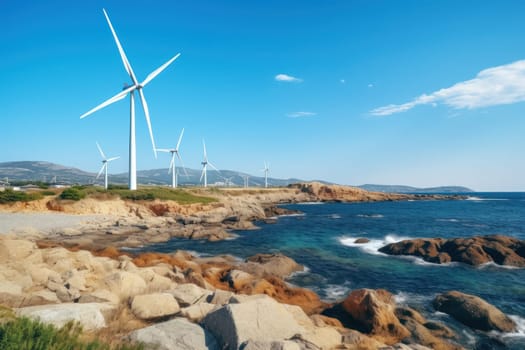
[0, 161, 474, 193]
[358, 184, 474, 193]
[0, 161, 308, 188]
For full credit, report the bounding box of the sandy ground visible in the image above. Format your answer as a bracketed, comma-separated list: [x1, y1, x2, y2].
[0, 212, 112, 237]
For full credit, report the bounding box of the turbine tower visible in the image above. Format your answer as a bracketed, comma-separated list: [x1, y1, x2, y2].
[262, 162, 270, 188]
[157, 128, 187, 188]
[200, 140, 220, 187]
[80, 8, 180, 190]
[95, 142, 120, 190]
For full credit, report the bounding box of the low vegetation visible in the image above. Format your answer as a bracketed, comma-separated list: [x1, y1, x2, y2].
[0, 312, 143, 350]
[0, 189, 42, 204]
[59, 187, 87, 201]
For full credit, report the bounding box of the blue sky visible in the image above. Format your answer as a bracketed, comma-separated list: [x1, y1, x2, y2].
[2, 0, 525, 191]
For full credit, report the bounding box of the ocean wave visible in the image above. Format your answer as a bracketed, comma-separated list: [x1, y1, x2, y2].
[477, 261, 522, 270]
[357, 214, 384, 219]
[466, 196, 509, 201]
[278, 213, 306, 218]
[339, 234, 412, 255]
[436, 218, 460, 222]
[296, 201, 324, 205]
[504, 315, 525, 338]
[289, 265, 311, 278]
[394, 291, 433, 306]
[322, 281, 352, 302]
[330, 214, 342, 219]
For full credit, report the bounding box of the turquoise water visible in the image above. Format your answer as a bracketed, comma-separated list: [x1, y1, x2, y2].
[140, 193, 525, 348]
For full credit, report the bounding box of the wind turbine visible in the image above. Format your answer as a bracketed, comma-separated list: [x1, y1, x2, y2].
[262, 162, 270, 188]
[157, 128, 187, 188]
[95, 142, 120, 190]
[200, 140, 220, 187]
[80, 8, 180, 190]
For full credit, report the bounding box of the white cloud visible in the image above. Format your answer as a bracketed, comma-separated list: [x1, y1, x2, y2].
[371, 60, 525, 116]
[287, 111, 316, 118]
[275, 73, 302, 82]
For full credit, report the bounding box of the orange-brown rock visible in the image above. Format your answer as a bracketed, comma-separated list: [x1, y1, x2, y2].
[379, 235, 525, 267]
[341, 289, 410, 345]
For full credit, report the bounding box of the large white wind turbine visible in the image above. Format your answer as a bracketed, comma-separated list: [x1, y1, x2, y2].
[262, 162, 270, 188]
[157, 128, 187, 188]
[80, 9, 180, 190]
[200, 140, 220, 188]
[95, 142, 120, 190]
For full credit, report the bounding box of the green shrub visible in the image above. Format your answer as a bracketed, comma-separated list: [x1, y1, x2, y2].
[0, 189, 42, 204]
[106, 187, 217, 204]
[59, 187, 86, 201]
[40, 190, 56, 196]
[0, 317, 143, 350]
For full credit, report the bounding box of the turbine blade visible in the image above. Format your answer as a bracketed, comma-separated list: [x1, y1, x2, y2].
[175, 152, 188, 177]
[138, 89, 157, 158]
[168, 156, 174, 174]
[202, 140, 207, 160]
[96, 163, 106, 180]
[102, 8, 138, 85]
[176, 128, 185, 151]
[200, 167, 205, 182]
[96, 142, 106, 159]
[156, 148, 171, 153]
[107, 156, 120, 162]
[208, 162, 220, 173]
[80, 86, 133, 119]
[141, 53, 181, 87]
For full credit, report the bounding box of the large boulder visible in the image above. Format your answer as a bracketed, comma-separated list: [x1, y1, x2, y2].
[131, 293, 180, 320]
[0, 239, 41, 263]
[104, 271, 146, 300]
[341, 289, 410, 345]
[180, 303, 219, 322]
[201, 297, 304, 350]
[169, 283, 212, 307]
[127, 317, 219, 350]
[242, 253, 304, 278]
[16, 303, 115, 331]
[433, 291, 516, 332]
[379, 235, 525, 267]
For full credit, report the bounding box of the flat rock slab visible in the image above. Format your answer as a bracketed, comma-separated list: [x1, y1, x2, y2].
[127, 317, 219, 350]
[131, 293, 180, 320]
[16, 302, 115, 331]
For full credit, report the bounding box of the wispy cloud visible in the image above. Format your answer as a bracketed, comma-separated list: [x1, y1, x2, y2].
[275, 73, 302, 83]
[287, 111, 316, 118]
[371, 60, 525, 116]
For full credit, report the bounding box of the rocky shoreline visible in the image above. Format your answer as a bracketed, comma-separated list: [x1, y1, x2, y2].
[3, 183, 514, 349]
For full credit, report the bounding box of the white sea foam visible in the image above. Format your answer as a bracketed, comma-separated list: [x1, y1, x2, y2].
[504, 315, 525, 338]
[296, 201, 324, 205]
[289, 265, 311, 278]
[322, 281, 352, 301]
[436, 218, 460, 222]
[393, 291, 433, 305]
[278, 213, 306, 218]
[339, 234, 412, 255]
[466, 196, 508, 201]
[477, 261, 521, 270]
[330, 214, 342, 219]
[357, 214, 384, 219]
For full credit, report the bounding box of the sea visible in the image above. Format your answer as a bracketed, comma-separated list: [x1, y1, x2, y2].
[138, 192, 525, 349]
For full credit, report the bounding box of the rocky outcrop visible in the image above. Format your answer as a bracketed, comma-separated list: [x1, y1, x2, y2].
[241, 253, 304, 278]
[201, 297, 306, 350]
[379, 235, 525, 267]
[127, 317, 219, 350]
[341, 289, 410, 345]
[433, 291, 516, 332]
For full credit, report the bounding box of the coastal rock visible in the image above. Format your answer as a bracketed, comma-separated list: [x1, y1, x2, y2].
[180, 302, 219, 322]
[341, 289, 410, 345]
[379, 235, 525, 267]
[130, 293, 180, 320]
[242, 253, 304, 278]
[201, 297, 304, 350]
[340, 329, 387, 349]
[16, 302, 115, 331]
[240, 340, 301, 350]
[354, 238, 370, 244]
[127, 317, 219, 350]
[0, 239, 42, 263]
[103, 271, 147, 300]
[433, 291, 516, 332]
[169, 283, 212, 307]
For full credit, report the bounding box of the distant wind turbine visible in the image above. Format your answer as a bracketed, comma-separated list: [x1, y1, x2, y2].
[262, 162, 270, 188]
[80, 8, 180, 190]
[157, 128, 187, 188]
[200, 140, 220, 187]
[95, 142, 120, 190]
